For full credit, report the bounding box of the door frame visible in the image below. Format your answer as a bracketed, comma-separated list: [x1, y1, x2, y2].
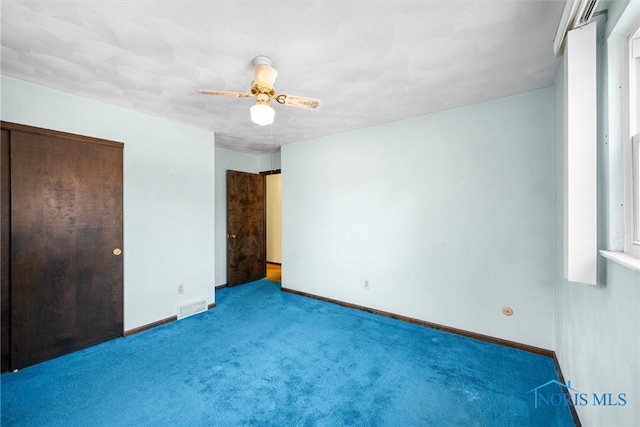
[261, 169, 281, 266]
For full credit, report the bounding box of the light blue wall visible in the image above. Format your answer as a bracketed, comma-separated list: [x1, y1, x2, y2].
[282, 88, 556, 349]
[1, 76, 216, 331]
[553, 2, 640, 425]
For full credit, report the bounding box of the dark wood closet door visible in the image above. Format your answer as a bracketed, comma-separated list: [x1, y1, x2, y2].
[227, 170, 265, 286]
[9, 128, 123, 369]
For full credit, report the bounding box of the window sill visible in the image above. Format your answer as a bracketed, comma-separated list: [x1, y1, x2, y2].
[599, 250, 640, 272]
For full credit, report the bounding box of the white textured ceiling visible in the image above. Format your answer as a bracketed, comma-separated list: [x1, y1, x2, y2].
[1, 1, 564, 154]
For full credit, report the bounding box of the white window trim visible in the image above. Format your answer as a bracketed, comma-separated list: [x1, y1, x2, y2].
[600, 250, 640, 272]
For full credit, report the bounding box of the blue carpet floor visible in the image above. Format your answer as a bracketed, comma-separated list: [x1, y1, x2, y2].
[1, 279, 574, 426]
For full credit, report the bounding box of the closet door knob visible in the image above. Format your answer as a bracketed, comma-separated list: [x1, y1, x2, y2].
[113, 248, 122, 256]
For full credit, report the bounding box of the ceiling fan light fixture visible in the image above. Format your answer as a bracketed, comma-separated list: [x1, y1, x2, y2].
[250, 94, 275, 126]
[199, 55, 321, 127]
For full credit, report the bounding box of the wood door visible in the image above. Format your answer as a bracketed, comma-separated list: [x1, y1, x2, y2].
[7, 125, 123, 370]
[227, 170, 266, 286]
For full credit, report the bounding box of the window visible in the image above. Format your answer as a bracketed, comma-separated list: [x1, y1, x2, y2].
[601, 3, 640, 271]
[625, 28, 640, 258]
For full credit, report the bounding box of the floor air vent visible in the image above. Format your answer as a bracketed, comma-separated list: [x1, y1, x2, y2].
[177, 298, 208, 320]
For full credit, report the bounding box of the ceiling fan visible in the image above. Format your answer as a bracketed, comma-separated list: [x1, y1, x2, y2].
[199, 56, 322, 126]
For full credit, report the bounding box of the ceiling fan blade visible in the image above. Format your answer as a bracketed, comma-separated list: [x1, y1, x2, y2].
[254, 64, 278, 90]
[198, 90, 252, 98]
[274, 94, 322, 111]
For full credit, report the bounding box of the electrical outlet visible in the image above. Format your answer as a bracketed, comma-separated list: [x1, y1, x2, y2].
[364, 280, 369, 289]
[178, 284, 184, 294]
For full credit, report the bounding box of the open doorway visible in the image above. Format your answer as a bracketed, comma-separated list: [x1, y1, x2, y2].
[265, 171, 281, 282]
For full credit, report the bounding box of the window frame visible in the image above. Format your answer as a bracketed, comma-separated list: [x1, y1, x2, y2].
[623, 26, 640, 259]
[601, 3, 640, 271]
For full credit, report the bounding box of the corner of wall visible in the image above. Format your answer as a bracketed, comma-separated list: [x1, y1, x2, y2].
[551, 4, 640, 424]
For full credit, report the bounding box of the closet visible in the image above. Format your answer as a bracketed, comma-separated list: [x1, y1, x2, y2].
[1, 122, 124, 371]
